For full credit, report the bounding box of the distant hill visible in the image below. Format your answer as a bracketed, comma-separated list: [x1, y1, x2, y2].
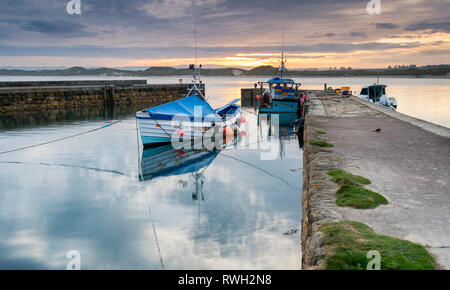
[0, 65, 448, 77]
[246, 66, 278, 76]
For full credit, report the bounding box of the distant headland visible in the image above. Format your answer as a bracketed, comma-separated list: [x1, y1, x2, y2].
[0, 65, 449, 78]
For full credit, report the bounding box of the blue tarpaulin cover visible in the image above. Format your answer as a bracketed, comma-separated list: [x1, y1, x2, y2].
[146, 94, 221, 122]
[268, 77, 295, 84]
[215, 98, 240, 113]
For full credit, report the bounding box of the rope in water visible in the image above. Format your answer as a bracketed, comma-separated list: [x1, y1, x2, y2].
[0, 161, 128, 176]
[136, 118, 166, 270]
[0, 120, 122, 156]
[218, 152, 300, 190]
[142, 189, 166, 270]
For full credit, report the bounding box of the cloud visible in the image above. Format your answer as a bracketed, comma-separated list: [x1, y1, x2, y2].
[375, 23, 400, 29]
[404, 22, 450, 33]
[350, 32, 366, 37]
[0, 41, 425, 60]
[21, 20, 90, 36]
[420, 49, 450, 56]
[386, 34, 418, 39]
[143, 0, 224, 19]
[0, 0, 448, 67]
[312, 33, 337, 38]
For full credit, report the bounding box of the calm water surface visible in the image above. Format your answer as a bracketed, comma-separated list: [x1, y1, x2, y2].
[0, 77, 303, 269]
[3, 75, 448, 127]
[1, 75, 448, 269]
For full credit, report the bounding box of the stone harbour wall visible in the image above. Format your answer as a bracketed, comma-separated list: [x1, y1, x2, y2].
[0, 82, 189, 113]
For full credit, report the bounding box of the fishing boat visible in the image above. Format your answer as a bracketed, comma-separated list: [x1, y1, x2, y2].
[256, 52, 306, 124]
[359, 83, 398, 110]
[136, 64, 242, 147]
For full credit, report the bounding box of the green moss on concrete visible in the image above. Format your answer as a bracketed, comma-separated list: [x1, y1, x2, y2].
[309, 139, 333, 147]
[327, 170, 387, 209]
[336, 184, 388, 209]
[328, 169, 371, 185]
[319, 221, 436, 270]
[315, 130, 326, 135]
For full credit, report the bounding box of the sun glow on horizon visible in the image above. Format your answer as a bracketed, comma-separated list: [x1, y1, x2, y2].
[1, 39, 450, 70]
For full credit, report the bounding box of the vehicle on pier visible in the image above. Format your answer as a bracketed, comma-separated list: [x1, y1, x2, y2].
[359, 84, 398, 110]
[340, 86, 351, 96]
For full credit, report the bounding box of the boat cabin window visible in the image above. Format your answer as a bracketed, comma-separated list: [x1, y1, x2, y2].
[360, 88, 368, 95]
[368, 86, 386, 103]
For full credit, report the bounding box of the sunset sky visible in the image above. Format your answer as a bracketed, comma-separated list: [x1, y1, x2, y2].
[0, 0, 449, 69]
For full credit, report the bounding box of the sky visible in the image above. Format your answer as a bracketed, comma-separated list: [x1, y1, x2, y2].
[0, 0, 449, 69]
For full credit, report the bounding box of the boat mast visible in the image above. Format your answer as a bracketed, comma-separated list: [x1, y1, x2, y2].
[279, 28, 287, 79]
[195, 23, 198, 69]
[280, 52, 284, 79]
[187, 23, 206, 99]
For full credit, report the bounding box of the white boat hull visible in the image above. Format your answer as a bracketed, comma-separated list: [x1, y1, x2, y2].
[136, 110, 242, 146]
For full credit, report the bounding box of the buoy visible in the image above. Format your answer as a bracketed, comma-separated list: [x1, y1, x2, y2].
[241, 117, 246, 124]
[177, 130, 184, 136]
[224, 126, 234, 142]
[178, 150, 185, 157]
[240, 131, 247, 137]
[224, 126, 233, 136]
[256, 94, 261, 99]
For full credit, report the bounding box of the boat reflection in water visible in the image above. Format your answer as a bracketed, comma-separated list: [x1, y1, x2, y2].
[274, 112, 300, 127]
[138, 111, 303, 199]
[257, 112, 304, 152]
[139, 136, 241, 200]
[139, 144, 215, 180]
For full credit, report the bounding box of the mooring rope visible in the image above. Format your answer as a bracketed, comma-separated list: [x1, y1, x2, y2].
[0, 120, 122, 156]
[136, 118, 165, 270]
[136, 118, 142, 169]
[0, 161, 128, 176]
[218, 152, 300, 190]
[241, 107, 258, 116]
[142, 188, 166, 270]
[146, 110, 173, 139]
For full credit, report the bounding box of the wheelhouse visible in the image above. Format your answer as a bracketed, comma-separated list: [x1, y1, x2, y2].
[361, 84, 387, 103]
[257, 77, 302, 102]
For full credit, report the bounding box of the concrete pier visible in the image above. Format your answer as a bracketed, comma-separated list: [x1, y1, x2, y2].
[302, 92, 450, 269]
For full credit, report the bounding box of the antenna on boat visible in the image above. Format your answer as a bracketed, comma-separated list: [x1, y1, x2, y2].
[279, 25, 288, 79]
